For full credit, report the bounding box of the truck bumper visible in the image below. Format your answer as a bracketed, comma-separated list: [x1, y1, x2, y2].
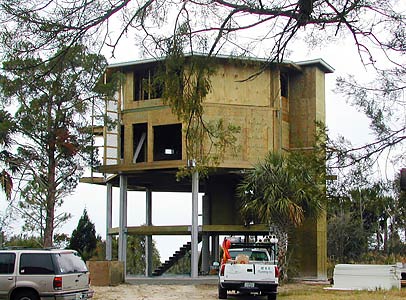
[220, 281, 278, 294]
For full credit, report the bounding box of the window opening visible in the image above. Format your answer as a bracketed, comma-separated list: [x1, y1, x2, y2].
[133, 123, 148, 163]
[153, 124, 182, 161]
[280, 73, 289, 98]
[120, 125, 124, 160]
[133, 68, 163, 101]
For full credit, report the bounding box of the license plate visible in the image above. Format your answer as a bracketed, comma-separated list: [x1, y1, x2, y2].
[244, 282, 255, 288]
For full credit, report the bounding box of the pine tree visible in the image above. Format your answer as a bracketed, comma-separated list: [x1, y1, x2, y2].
[0, 44, 109, 247]
[69, 209, 97, 261]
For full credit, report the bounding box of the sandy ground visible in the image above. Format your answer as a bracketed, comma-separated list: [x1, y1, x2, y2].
[91, 283, 308, 300]
[92, 284, 219, 300]
[91, 283, 406, 300]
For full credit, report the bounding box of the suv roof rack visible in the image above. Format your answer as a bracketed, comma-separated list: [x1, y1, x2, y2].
[0, 246, 60, 250]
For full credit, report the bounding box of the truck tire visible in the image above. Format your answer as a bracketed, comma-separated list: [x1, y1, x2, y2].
[218, 284, 227, 299]
[267, 293, 277, 300]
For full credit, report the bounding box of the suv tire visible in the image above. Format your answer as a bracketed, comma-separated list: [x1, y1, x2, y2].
[13, 290, 39, 300]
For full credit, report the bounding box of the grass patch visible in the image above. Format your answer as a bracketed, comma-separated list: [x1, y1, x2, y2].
[279, 284, 406, 300]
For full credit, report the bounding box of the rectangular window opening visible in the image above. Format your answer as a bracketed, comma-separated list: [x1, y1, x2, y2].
[280, 73, 289, 98]
[133, 123, 148, 163]
[120, 125, 124, 160]
[133, 68, 163, 101]
[153, 124, 182, 161]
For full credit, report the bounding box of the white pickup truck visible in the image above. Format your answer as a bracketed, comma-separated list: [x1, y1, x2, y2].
[218, 243, 279, 300]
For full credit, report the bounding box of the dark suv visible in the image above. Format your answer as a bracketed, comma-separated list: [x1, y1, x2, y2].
[0, 248, 93, 300]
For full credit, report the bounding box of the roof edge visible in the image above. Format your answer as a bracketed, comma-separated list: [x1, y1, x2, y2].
[295, 58, 335, 73]
[107, 54, 334, 73]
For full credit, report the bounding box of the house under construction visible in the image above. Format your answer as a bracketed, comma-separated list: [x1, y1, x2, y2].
[82, 54, 334, 280]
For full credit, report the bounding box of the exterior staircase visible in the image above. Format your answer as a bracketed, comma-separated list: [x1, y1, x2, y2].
[152, 241, 192, 276]
[152, 235, 204, 277]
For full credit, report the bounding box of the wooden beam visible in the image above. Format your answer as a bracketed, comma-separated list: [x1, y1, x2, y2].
[203, 224, 270, 234]
[108, 224, 270, 236]
[80, 177, 105, 184]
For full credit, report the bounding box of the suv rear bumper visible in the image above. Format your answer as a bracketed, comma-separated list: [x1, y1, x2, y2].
[40, 289, 94, 300]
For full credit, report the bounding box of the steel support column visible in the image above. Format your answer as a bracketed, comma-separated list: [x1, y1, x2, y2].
[118, 175, 128, 274]
[212, 235, 220, 263]
[145, 188, 153, 277]
[201, 194, 210, 274]
[191, 168, 199, 278]
[106, 183, 113, 260]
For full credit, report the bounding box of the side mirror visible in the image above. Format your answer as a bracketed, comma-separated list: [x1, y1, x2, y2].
[213, 261, 220, 268]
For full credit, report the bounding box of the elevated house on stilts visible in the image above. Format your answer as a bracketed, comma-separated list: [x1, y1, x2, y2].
[82, 54, 334, 280]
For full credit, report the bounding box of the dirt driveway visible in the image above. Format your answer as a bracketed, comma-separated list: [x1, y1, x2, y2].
[91, 283, 292, 300]
[92, 284, 218, 300]
[91, 283, 406, 300]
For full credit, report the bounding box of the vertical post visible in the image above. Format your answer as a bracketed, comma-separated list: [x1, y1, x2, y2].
[118, 175, 127, 274]
[145, 188, 153, 277]
[201, 194, 210, 274]
[191, 167, 199, 278]
[212, 235, 219, 263]
[106, 183, 113, 260]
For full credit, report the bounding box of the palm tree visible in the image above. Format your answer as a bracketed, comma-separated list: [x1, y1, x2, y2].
[237, 151, 325, 228]
[237, 151, 326, 280]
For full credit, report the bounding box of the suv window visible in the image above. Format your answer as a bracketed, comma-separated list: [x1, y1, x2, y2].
[0, 253, 15, 274]
[20, 253, 55, 275]
[53, 252, 87, 274]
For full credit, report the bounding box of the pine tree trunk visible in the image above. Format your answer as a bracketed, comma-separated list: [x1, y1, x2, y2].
[43, 152, 56, 247]
[43, 100, 56, 248]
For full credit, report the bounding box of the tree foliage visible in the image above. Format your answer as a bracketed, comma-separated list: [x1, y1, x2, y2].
[327, 166, 406, 262]
[4, 234, 43, 248]
[90, 236, 161, 275]
[329, 68, 405, 169]
[0, 0, 402, 64]
[0, 44, 107, 247]
[126, 235, 161, 275]
[69, 209, 98, 261]
[237, 149, 326, 280]
[0, 0, 403, 170]
[0, 110, 19, 200]
[238, 150, 326, 228]
[327, 211, 367, 262]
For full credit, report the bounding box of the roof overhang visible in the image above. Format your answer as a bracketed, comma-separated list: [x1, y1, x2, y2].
[106, 53, 334, 74]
